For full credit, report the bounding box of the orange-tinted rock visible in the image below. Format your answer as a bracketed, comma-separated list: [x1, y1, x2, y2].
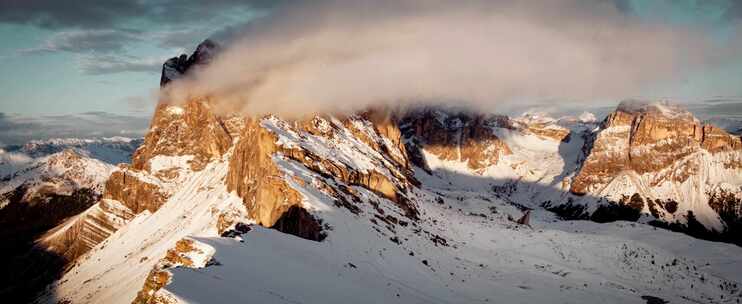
[571, 101, 741, 195]
[103, 170, 169, 214]
[227, 112, 420, 227]
[132, 269, 173, 304]
[523, 123, 571, 142]
[39, 199, 135, 263]
[132, 99, 232, 172]
[701, 124, 742, 153]
[401, 109, 512, 172]
[226, 117, 303, 227]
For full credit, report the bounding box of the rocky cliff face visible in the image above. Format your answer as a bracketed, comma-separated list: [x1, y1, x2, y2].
[226, 117, 302, 227]
[131, 99, 232, 172]
[400, 109, 512, 172]
[227, 111, 419, 228]
[571, 101, 704, 194]
[568, 101, 742, 238]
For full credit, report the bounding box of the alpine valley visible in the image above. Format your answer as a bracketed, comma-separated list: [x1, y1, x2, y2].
[3, 40, 742, 304]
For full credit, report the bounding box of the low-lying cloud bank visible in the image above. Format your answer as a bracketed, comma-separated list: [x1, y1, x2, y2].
[0, 112, 149, 146]
[163, 0, 741, 116]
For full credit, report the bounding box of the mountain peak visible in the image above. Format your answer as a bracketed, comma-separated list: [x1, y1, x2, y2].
[160, 39, 220, 86]
[616, 99, 692, 119]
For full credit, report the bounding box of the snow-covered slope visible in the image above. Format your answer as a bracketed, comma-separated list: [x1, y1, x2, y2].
[0, 149, 120, 303]
[1, 149, 114, 209]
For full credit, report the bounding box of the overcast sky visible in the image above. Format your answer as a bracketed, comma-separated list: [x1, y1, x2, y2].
[0, 0, 740, 144]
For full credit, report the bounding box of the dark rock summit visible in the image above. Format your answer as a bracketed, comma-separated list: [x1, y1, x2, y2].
[160, 39, 219, 86]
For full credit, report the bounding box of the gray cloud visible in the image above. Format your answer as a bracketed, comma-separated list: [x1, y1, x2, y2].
[79, 54, 164, 75]
[123, 94, 159, 114]
[0, 112, 149, 146]
[8, 1, 279, 76]
[0, 0, 280, 29]
[21, 29, 143, 55]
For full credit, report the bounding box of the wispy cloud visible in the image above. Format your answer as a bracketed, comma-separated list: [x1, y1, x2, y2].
[20, 29, 143, 55]
[122, 94, 158, 114]
[0, 0, 278, 29]
[78, 54, 164, 75]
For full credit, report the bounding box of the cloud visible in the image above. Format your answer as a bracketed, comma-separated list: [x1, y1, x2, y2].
[0, 112, 149, 146]
[123, 94, 159, 114]
[163, 0, 742, 117]
[0, 0, 279, 29]
[21, 29, 143, 55]
[17, 29, 196, 75]
[78, 54, 164, 75]
[151, 29, 208, 50]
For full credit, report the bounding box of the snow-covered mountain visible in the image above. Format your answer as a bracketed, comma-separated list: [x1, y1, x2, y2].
[0, 137, 142, 302]
[565, 101, 742, 241]
[12, 41, 742, 304]
[0, 137, 142, 176]
[0, 149, 118, 302]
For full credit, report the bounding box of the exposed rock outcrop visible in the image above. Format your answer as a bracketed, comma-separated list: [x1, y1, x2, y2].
[160, 39, 218, 86]
[571, 101, 741, 195]
[511, 112, 572, 142]
[133, 238, 215, 304]
[568, 100, 742, 239]
[227, 111, 420, 228]
[400, 109, 512, 172]
[131, 99, 232, 172]
[226, 117, 303, 227]
[103, 169, 168, 214]
[701, 124, 742, 154]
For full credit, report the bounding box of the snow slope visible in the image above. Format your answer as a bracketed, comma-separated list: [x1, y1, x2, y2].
[0, 149, 115, 208]
[39, 155, 247, 304]
[160, 166, 742, 304]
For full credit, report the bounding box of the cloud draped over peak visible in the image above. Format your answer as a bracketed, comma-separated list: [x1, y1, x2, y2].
[163, 0, 740, 116]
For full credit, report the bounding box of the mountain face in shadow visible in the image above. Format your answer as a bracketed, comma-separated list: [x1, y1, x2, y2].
[0, 186, 97, 303]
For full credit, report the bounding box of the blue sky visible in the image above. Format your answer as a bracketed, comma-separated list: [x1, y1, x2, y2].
[0, 0, 740, 145]
[0, 1, 267, 117]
